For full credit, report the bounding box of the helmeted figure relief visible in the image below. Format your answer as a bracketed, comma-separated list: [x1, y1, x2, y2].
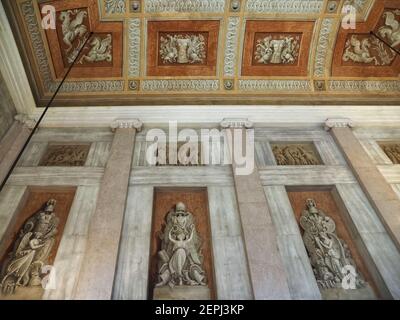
[79, 34, 113, 64]
[342, 34, 395, 66]
[156, 202, 207, 288]
[272, 144, 319, 166]
[254, 35, 300, 64]
[159, 34, 206, 64]
[378, 10, 400, 48]
[0, 199, 59, 295]
[300, 199, 365, 290]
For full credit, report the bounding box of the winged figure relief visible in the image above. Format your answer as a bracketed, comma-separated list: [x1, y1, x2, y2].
[379, 10, 400, 48]
[59, 9, 88, 53]
[79, 34, 113, 64]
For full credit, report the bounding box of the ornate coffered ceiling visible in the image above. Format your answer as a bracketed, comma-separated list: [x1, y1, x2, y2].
[3, 0, 400, 106]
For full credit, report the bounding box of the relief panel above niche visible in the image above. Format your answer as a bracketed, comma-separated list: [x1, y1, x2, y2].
[147, 20, 220, 76]
[378, 142, 400, 164]
[287, 190, 378, 300]
[271, 143, 322, 166]
[242, 21, 315, 77]
[0, 187, 76, 300]
[39, 144, 91, 167]
[40, 0, 123, 79]
[333, 0, 400, 77]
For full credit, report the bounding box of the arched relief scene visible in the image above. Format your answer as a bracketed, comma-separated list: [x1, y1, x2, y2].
[286, 188, 380, 300]
[149, 188, 215, 300]
[0, 187, 76, 300]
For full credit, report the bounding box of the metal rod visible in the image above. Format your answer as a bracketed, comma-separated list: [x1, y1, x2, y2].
[0, 32, 94, 193]
[370, 31, 400, 56]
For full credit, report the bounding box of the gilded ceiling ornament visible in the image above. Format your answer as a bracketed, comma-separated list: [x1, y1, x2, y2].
[156, 202, 207, 288]
[0, 199, 59, 295]
[159, 34, 207, 64]
[300, 199, 365, 290]
[59, 9, 88, 59]
[378, 10, 400, 48]
[79, 34, 113, 64]
[342, 35, 395, 66]
[254, 35, 300, 65]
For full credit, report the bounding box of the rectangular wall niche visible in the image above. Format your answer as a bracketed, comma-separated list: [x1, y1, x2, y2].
[271, 142, 322, 165]
[287, 188, 378, 300]
[378, 142, 400, 164]
[39, 143, 91, 166]
[148, 188, 215, 300]
[0, 187, 76, 300]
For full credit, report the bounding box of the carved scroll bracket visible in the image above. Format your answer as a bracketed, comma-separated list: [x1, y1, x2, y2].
[110, 118, 143, 132]
[14, 114, 37, 130]
[220, 118, 254, 129]
[324, 118, 354, 131]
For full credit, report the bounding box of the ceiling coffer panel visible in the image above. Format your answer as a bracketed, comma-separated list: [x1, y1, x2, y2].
[4, 0, 400, 106]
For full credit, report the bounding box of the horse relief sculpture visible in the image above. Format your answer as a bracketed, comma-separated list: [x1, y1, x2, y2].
[272, 144, 320, 166]
[254, 35, 300, 64]
[0, 199, 59, 295]
[378, 10, 400, 48]
[79, 34, 113, 64]
[59, 9, 89, 63]
[159, 34, 207, 64]
[155, 202, 207, 288]
[342, 34, 395, 66]
[300, 199, 365, 290]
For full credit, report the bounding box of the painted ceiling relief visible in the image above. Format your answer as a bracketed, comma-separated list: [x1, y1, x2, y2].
[5, 0, 399, 106]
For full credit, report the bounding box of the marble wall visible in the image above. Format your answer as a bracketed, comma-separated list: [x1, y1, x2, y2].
[1, 125, 400, 300]
[0, 72, 16, 140]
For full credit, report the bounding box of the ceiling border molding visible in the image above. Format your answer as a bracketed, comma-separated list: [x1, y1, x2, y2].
[128, 18, 141, 78]
[245, 0, 324, 14]
[329, 80, 400, 93]
[239, 80, 312, 92]
[103, 0, 127, 15]
[223, 16, 240, 77]
[143, 0, 226, 13]
[141, 80, 220, 92]
[314, 18, 336, 77]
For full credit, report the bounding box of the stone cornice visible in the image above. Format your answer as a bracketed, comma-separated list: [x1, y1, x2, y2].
[110, 118, 143, 132]
[324, 118, 354, 131]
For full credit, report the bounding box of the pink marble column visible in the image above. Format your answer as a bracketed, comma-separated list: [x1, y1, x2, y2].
[221, 119, 291, 300]
[0, 115, 35, 186]
[75, 119, 142, 300]
[325, 118, 400, 251]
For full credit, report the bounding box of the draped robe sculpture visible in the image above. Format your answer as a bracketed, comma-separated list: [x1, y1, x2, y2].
[300, 199, 365, 290]
[155, 202, 207, 288]
[0, 199, 59, 295]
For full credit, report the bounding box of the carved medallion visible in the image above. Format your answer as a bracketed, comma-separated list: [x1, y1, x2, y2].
[39, 144, 90, 167]
[253, 33, 301, 65]
[271, 143, 321, 166]
[379, 142, 400, 164]
[159, 33, 207, 65]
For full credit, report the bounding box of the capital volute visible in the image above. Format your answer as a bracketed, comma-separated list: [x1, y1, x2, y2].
[110, 118, 143, 132]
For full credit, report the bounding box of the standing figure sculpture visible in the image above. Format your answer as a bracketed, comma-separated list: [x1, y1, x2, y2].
[300, 199, 365, 290]
[0, 199, 59, 295]
[156, 202, 207, 288]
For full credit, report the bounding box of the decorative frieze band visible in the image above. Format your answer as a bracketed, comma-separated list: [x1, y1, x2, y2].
[144, 0, 226, 13]
[110, 118, 143, 131]
[128, 18, 141, 77]
[141, 80, 220, 92]
[329, 80, 400, 93]
[314, 18, 335, 77]
[245, 0, 324, 14]
[104, 0, 126, 14]
[239, 80, 312, 92]
[224, 17, 240, 77]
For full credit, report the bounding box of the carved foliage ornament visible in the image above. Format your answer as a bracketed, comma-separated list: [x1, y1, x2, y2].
[159, 33, 207, 65]
[156, 202, 207, 288]
[300, 199, 365, 290]
[380, 143, 400, 164]
[254, 34, 301, 65]
[0, 199, 59, 295]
